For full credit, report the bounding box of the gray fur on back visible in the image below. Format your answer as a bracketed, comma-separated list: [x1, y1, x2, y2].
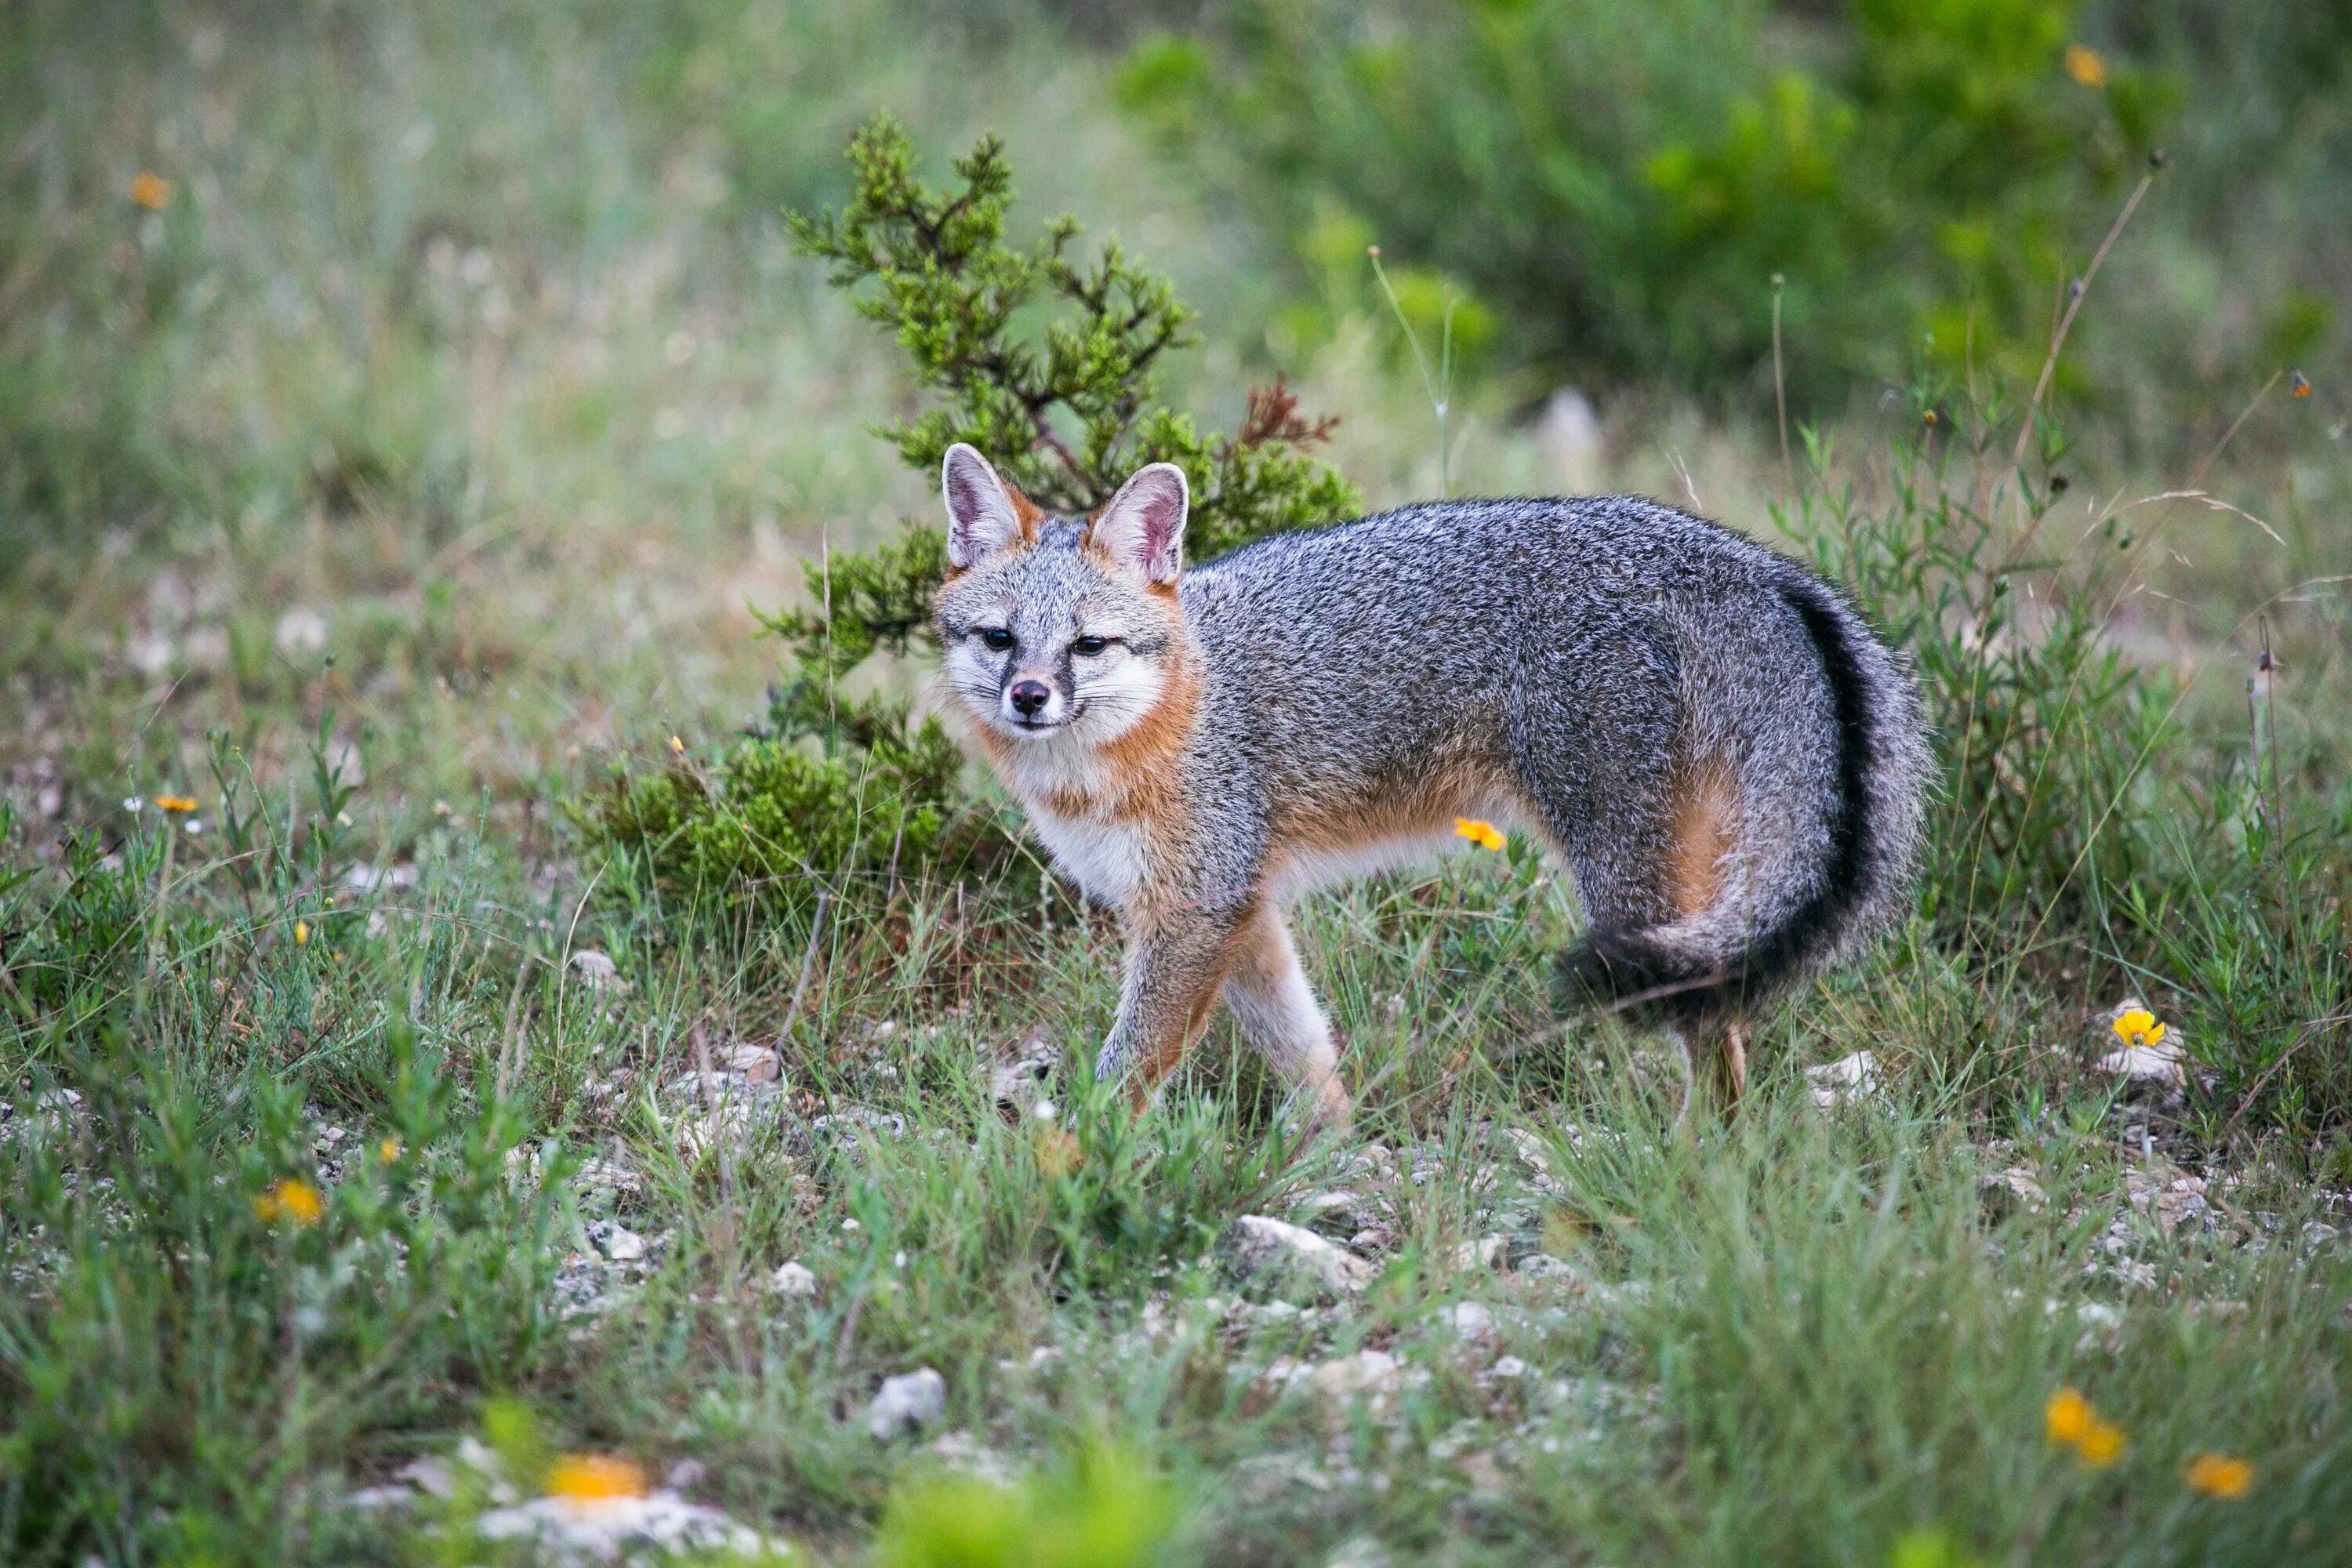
[1174, 495, 1929, 985]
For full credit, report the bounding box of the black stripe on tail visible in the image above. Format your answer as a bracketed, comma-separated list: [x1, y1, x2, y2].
[1551, 577, 1877, 1027]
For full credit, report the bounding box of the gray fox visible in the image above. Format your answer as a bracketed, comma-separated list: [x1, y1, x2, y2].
[931, 443, 1930, 1124]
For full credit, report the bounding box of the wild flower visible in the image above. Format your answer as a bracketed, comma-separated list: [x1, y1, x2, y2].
[2184, 1452, 2253, 1499]
[129, 171, 174, 209]
[544, 1454, 647, 1503]
[668, 735, 685, 754]
[2045, 1387, 2125, 1468]
[379, 1136, 401, 1162]
[294, 920, 310, 946]
[254, 1178, 325, 1228]
[156, 794, 198, 814]
[2291, 371, 2312, 399]
[2063, 46, 2107, 89]
[2112, 1007, 2166, 1048]
[1453, 818, 1506, 851]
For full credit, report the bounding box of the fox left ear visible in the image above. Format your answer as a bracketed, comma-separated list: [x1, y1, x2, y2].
[1088, 462, 1188, 584]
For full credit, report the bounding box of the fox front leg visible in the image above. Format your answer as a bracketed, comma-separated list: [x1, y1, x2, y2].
[1093, 899, 1253, 1105]
[1223, 902, 1351, 1131]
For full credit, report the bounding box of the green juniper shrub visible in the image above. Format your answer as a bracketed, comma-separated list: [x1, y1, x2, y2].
[575, 115, 1356, 927]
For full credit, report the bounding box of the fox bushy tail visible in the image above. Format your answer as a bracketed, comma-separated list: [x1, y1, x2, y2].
[1552, 572, 1928, 1027]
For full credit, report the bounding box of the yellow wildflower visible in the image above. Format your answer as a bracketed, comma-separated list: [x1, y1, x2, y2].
[379, 1136, 401, 1163]
[1454, 818, 1506, 852]
[129, 170, 175, 209]
[155, 793, 199, 814]
[294, 920, 310, 946]
[2185, 1452, 2253, 1499]
[545, 1454, 647, 1502]
[668, 735, 685, 754]
[2075, 1418, 2125, 1467]
[2063, 45, 2107, 89]
[2112, 1007, 2166, 1049]
[254, 1178, 325, 1228]
[2045, 1388, 2095, 1446]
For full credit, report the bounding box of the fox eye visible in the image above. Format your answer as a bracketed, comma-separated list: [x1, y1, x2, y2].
[978, 627, 1014, 651]
[1071, 635, 1111, 657]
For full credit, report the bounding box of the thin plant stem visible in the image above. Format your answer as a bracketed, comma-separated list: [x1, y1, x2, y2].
[2003, 169, 2157, 546]
[1772, 273, 1794, 495]
[1367, 245, 1453, 499]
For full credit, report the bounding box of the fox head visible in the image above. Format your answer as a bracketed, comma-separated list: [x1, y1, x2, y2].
[931, 443, 1192, 750]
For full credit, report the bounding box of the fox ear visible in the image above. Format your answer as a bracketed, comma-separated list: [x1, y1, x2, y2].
[1088, 462, 1188, 584]
[941, 444, 1028, 568]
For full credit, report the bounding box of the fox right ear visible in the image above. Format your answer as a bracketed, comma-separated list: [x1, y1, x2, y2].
[941, 444, 1029, 568]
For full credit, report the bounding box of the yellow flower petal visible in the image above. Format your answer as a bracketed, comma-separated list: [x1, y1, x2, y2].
[545, 1454, 647, 1501]
[1454, 817, 1506, 851]
[379, 1136, 401, 1163]
[2185, 1451, 2252, 1499]
[155, 793, 199, 814]
[129, 170, 175, 209]
[2063, 45, 2107, 89]
[256, 1178, 324, 1228]
[294, 920, 310, 946]
[2045, 1387, 2094, 1446]
[2075, 1418, 2126, 1468]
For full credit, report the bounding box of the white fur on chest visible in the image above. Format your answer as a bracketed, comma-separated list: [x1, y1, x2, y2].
[1030, 810, 1149, 904]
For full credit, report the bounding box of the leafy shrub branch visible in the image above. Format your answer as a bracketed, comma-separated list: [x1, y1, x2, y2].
[577, 114, 1356, 915]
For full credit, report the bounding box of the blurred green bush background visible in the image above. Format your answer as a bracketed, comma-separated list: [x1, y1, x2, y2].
[1117, 0, 2347, 416]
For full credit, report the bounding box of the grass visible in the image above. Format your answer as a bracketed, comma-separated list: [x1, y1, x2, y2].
[4, 3, 2350, 1564]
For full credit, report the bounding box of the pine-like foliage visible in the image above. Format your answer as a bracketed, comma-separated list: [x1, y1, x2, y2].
[765, 111, 1354, 771]
[577, 115, 1355, 918]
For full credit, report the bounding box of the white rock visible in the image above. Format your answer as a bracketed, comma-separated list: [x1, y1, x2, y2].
[1806, 1050, 1882, 1108]
[988, 1027, 1057, 1105]
[926, 1430, 1015, 1484]
[771, 1261, 817, 1297]
[569, 949, 621, 989]
[601, 1225, 647, 1262]
[719, 1042, 782, 1083]
[474, 1490, 788, 1562]
[1220, 1215, 1374, 1302]
[1491, 1356, 1529, 1379]
[398, 1455, 456, 1500]
[1454, 1235, 1508, 1271]
[2096, 1041, 2186, 1085]
[866, 1367, 948, 1439]
[1980, 1167, 2048, 1217]
[1436, 1301, 1496, 1340]
[1309, 1348, 1400, 1404]
[1501, 1127, 1556, 1178]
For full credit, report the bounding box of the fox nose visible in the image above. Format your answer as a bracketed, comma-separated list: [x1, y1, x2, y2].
[1008, 679, 1052, 719]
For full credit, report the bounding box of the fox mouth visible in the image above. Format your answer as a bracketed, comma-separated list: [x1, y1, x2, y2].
[1001, 700, 1082, 735]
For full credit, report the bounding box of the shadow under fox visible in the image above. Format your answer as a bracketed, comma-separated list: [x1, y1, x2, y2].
[931, 444, 1930, 1122]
